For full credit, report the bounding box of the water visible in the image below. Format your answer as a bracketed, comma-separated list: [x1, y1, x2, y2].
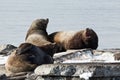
[0, 0, 120, 49]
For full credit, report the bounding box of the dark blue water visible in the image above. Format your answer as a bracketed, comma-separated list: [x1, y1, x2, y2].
[0, 0, 120, 49]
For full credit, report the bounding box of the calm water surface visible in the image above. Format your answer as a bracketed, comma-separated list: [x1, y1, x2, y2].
[0, 0, 120, 49]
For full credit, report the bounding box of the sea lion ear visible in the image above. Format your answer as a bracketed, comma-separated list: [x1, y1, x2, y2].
[46, 18, 49, 23]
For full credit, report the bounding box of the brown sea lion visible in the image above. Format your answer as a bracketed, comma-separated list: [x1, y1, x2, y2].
[25, 18, 51, 46]
[49, 28, 98, 51]
[5, 43, 53, 74]
[25, 18, 62, 56]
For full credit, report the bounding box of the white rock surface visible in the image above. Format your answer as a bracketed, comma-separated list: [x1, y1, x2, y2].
[54, 49, 120, 63]
[0, 55, 8, 64]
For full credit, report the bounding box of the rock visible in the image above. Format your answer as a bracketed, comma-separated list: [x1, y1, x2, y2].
[53, 49, 93, 63]
[0, 44, 17, 56]
[34, 63, 120, 80]
[51, 65, 76, 76]
[26, 73, 38, 80]
[1, 62, 120, 80]
[53, 49, 120, 63]
[0, 74, 7, 80]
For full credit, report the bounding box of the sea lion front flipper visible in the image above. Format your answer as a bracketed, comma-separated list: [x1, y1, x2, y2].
[43, 55, 54, 64]
[39, 43, 64, 57]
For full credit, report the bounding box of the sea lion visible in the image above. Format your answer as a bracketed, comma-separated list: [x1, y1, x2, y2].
[25, 18, 62, 56]
[49, 28, 98, 51]
[5, 43, 53, 74]
[25, 18, 51, 46]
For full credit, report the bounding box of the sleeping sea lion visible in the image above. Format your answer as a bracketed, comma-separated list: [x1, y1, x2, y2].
[49, 28, 98, 51]
[5, 43, 53, 74]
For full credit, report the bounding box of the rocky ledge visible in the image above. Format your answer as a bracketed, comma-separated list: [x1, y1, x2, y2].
[0, 44, 120, 80]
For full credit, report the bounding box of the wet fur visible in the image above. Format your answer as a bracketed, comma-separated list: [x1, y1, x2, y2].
[5, 43, 53, 74]
[49, 28, 98, 50]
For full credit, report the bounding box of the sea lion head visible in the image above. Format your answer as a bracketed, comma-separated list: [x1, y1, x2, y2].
[30, 18, 49, 31]
[82, 28, 98, 49]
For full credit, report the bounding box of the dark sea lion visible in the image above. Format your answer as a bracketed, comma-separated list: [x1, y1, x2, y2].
[39, 43, 62, 57]
[49, 28, 98, 51]
[5, 43, 53, 74]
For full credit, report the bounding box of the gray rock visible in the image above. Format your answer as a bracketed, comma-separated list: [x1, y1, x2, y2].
[0, 44, 17, 56]
[53, 49, 93, 63]
[50, 65, 76, 76]
[26, 72, 38, 80]
[34, 63, 120, 80]
[0, 74, 7, 80]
